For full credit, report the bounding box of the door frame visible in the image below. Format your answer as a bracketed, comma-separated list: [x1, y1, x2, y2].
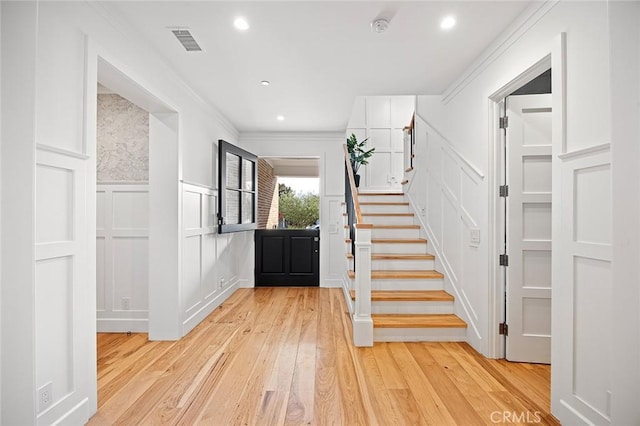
[86, 39, 183, 342]
[487, 34, 566, 359]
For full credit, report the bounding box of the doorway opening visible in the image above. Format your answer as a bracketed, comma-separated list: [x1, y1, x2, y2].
[255, 157, 321, 286]
[488, 55, 556, 363]
[95, 82, 150, 334]
[89, 52, 182, 408]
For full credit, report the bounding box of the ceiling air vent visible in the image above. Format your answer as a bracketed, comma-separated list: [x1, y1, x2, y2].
[171, 29, 202, 52]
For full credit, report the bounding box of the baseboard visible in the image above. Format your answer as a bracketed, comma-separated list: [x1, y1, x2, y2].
[237, 278, 254, 288]
[181, 282, 238, 336]
[97, 318, 148, 333]
[321, 278, 343, 288]
[342, 275, 354, 315]
[38, 396, 89, 426]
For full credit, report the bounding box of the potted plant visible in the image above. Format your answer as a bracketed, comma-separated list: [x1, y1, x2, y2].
[346, 133, 375, 187]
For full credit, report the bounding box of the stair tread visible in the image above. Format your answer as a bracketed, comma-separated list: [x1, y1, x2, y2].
[346, 253, 434, 260]
[362, 213, 414, 217]
[360, 202, 410, 206]
[372, 224, 420, 229]
[372, 238, 427, 244]
[349, 289, 454, 302]
[358, 192, 404, 196]
[372, 314, 467, 328]
[348, 270, 444, 279]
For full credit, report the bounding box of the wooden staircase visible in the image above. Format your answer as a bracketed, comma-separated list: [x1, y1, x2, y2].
[345, 192, 467, 342]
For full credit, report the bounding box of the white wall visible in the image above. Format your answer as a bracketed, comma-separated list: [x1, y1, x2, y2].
[346, 96, 414, 192]
[96, 184, 149, 332]
[405, 112, 486, 349]
[0, 2, 3, 417]
[239, 132, 346, 288]
[96, 93, 150, 333]
[609, 2, 640, 424]
[2, 3, 39, 424]
[1, 1, 248, 423]
[411, 1, 637, 423]
[181, 183, 252, 335]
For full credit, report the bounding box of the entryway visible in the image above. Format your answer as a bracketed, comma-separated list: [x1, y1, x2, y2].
[492, 58, 553, 364]
[255, 157, 321, 286]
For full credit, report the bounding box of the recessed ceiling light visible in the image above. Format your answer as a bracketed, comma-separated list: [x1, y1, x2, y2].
[261, 80, 270, 86]
[276, 115, 285, 121]
[234, 17, 250, 31]
[440, 15, 456, 30]
[370, 18, 389, 34]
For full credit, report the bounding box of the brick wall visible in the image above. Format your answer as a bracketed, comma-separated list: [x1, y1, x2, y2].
[257, 159, 279, 229]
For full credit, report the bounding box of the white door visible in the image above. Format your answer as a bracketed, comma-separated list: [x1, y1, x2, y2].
[505, 94, 552, 363]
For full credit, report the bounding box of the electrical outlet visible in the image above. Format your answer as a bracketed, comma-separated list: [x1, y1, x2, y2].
[220, 278, 226, 288]
[122, 297, 131, 310]
[38, 382, 53, 412]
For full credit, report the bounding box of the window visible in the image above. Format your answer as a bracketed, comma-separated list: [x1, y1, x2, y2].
[218, 140, 257, 233]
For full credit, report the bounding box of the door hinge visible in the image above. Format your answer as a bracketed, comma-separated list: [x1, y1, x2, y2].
[499, 322, 509, 336]
[499, 185, 509, 197]
[499, 254, 509, 266]
[499, 116, 509, 129]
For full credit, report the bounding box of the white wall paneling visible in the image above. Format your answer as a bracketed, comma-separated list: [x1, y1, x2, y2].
[3, 1, 246, 422]
[347, 96, 415, 192]
[2, 3, 38, 423]
[181, 183, 239, 335]
[96, 184, 149, 332]
[609, 3, 640, 423]
[553, 145, 613, 424]
[34, 147, 91, 425]
[406, 114, 485, 346]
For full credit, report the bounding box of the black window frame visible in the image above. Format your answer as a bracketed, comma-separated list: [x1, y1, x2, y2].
[218, 139, 258, 234]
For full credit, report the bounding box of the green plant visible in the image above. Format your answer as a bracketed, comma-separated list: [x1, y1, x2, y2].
[279, 190, 319, 229]
[346, 133, 375, 174]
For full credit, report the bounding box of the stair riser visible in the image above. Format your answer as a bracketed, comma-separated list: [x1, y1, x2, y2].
[358, 195, 405, 203]
[371, 228, 420, 239]
[348, 258, 435, 270]
[371, 278, 444, 291]
[362, 215, 415, 226]
[371, 301, 454, 315]
[372, 243, 428, 254]
[360, 204, 410, 214]
[373, 327, 466, 342]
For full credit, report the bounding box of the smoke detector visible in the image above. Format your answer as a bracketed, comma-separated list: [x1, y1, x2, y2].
[370, 18, 389, 34]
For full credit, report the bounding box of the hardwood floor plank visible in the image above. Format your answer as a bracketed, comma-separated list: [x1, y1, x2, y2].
[313, 289, 343, 424]
[374, 343, 408, 390]
[388, 389, 428, 425]
[89, 288, 556, 426]
[407, 342, 487, 425]
[284, 289, 318, 425]
[388, 343, 458, 425]
[428, 343, 508, 423]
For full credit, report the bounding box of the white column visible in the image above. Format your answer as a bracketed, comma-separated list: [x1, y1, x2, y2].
[352, 224, 373, 346]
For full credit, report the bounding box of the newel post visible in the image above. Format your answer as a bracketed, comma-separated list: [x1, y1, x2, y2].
[353, 223, 374, 346]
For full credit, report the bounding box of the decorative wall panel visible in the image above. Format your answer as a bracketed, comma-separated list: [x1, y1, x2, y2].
[96, 184, 149, 332]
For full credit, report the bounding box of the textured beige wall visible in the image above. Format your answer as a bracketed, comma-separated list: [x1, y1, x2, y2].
[97, 92, 149, 182]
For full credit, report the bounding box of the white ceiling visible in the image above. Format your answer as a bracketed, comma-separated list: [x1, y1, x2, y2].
[105, 1, 532, 133]
[263, 157, 320, 177]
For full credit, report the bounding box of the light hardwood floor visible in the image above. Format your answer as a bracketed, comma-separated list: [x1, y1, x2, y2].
[89, 287, 559, 425]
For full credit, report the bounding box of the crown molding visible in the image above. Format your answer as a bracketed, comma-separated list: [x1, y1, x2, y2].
[239, 131, 345, 144]
[442, 0, 559, 104]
